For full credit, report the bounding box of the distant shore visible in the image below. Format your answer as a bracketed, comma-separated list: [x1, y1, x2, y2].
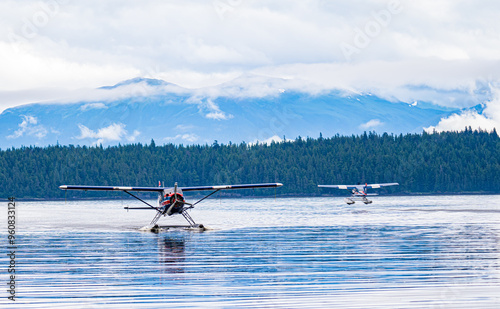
[4, 191, 500, 202]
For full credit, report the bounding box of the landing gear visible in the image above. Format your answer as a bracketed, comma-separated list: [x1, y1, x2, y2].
[344, 198, 355, 204]
[150, 223, 205, 233]
[344, 196, 372, 205]
[147, 187, 221, 231]
[148, 203, 205, 232]
[149, 203, 199, 228]
[362, 197, 372, 204]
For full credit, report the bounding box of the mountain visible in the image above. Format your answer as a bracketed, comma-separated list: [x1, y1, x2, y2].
[0, 77, 463, 148]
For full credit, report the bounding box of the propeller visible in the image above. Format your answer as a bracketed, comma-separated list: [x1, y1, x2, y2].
[364, 183, 368, 194]
[152, 182, 194, 226]
[173, 182, 190, 205]
[166, 182, 193, 216]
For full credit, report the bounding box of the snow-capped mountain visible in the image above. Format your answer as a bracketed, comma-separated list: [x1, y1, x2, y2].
[0, 77, 463, 148]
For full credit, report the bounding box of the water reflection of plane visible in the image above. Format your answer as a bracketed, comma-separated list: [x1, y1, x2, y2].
[158, 236, 186, 274]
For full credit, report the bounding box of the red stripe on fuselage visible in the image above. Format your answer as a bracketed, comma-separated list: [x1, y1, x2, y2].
[161, 193, 184, 206]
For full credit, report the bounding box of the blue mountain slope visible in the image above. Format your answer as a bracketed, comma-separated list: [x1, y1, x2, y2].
[0, 78, 461, 148]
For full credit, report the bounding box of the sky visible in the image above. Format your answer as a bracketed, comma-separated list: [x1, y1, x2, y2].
[1, 0, 500, 132]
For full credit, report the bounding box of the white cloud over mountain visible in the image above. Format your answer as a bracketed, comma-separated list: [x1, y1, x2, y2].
[7, 115, 48, 139]
[426, 87, 500, 133]
[1, 0, 500, 132]
[77, 123, 140, 146]
[360, 119, 384, 130]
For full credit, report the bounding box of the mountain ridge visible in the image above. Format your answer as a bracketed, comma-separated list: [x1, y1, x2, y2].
[0, 77, 467, 148]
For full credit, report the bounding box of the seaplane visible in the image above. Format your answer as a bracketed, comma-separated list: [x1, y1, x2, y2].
[318, 182, 398, 204]
[59, 182, 282, 231]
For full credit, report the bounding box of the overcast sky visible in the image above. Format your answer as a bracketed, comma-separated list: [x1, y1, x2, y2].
[1, 0, 500, 131]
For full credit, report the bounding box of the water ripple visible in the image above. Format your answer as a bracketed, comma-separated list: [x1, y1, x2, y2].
[1, 195, 499, 308]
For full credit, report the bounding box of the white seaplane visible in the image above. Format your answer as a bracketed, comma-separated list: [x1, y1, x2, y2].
[318, 182, 398, 204]
[60, 182, 282, 231]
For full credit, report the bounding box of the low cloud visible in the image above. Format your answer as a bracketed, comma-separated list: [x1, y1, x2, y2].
[206, 111, 233, 120]
[254, 60, 500, 108]
[250, 135, 285, 146]
[79, 102, 107, 111]
[164, 133, 199, 143]
[195, 98, 233, 120]
[425, 111, 496, 133]
[174, 124, 196, 131]
[127, 130, 141, 142]
[77, 123, 140, 145]
[425, 87, 500, 133]
[7, 115, 48, 139]
[359, 119, 383, 130]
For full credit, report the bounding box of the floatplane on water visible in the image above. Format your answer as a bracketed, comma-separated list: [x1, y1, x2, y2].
[60, 182, 282, 231]
[318, 182, 399, 204]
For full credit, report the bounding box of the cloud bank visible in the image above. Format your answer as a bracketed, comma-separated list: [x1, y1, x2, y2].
[7, 115, 48, 139]
[1, 0, 500, 132]
[77, 123, 140, 146]
[426, 87, 500, 133]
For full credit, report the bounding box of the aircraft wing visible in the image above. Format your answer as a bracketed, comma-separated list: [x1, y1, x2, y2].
[364, 183, 399, 189]
[180, 183, 283, 191]
[60, 183, 283, 192]
[318, 185, 359, 190]
[318, 183, 399, 190]
[59, 185, 165, 192]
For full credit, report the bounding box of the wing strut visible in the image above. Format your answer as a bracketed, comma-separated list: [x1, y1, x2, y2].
[123, 190, 158, 211]
[175, 190, 221, 227]
[191, 189, 221, 207]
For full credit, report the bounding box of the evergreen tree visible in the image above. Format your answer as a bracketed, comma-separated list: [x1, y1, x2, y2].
[0, 130, 499, 198]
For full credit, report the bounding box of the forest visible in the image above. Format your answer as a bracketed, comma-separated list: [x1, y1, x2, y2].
[1, 129, 499, 199]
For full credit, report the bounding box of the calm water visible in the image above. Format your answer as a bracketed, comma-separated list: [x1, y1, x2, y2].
[2, 195, 500, 308]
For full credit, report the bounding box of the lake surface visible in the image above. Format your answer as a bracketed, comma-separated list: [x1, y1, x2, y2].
[2, 195, 500, 308]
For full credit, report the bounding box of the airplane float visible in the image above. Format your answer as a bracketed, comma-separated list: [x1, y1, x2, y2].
[318, 182, 398, 204]
[59, 182, 282, 231]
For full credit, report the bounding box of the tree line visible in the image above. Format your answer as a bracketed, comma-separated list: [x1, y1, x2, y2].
[1, 129, 499, 199]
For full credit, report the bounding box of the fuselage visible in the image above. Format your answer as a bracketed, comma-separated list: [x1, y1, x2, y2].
[158, 188, 185, 215]
[351, 187, 367, 196]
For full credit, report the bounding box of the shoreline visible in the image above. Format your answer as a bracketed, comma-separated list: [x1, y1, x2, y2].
[4, 191, 500, 202]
